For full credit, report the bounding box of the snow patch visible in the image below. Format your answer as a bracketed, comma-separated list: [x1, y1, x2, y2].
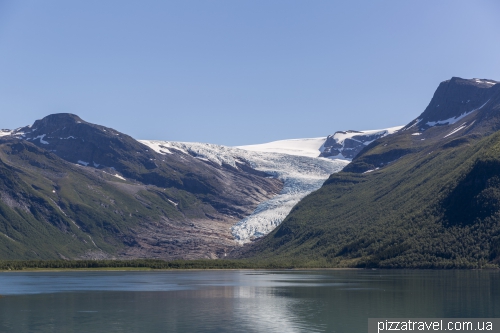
[474, 78, 497, 85]
[77, 160, 89, 166]
[426, 100, 490, 127]
[87, 235, 100, 249]
[113, 174, 126, 181]
[443, 123, 468, 138]
[0, 129, 12, 137]
[1, 233, 15, 242]
[139, 140, 183, 155]
[330, 127, 402, 147]
[34, 134, 49, 144]
[412, 133, 422, 136]
[363, 168, 380, 174]
[405, 119, 422, 130]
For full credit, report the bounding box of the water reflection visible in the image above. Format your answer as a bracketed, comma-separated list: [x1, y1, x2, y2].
[0, 270, 498, 333]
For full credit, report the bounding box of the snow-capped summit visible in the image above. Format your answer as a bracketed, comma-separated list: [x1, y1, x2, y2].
[320, 127, 402, 159]
[237, 127, 403, 161]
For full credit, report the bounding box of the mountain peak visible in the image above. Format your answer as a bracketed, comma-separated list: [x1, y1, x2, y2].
[32, 113, 86, 130]
[320, 127, 402, 160]
[446, 76, 498, 87]
[403, 77, 499, 130]
[40, 112, 84, 122]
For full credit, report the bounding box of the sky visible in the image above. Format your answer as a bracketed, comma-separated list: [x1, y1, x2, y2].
[0, 1, 499, 146]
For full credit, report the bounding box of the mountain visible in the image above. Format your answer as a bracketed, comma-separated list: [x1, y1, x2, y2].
[0, 114, 282, 260]
[1, 112, 399, 260]
[171, 130, 398, 242]
[140, 140, 348, 243]
[344, 77, 500, 173]
[241, 77, 500, 268]
[403, 77, 498, 131]
[319, 127, 401, 159]
[236, 129, 403, 160]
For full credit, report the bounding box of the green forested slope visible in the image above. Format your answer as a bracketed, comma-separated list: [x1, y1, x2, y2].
[246, 132, 500, 268]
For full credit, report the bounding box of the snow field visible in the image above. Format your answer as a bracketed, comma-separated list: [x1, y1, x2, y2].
[237, 137, 327, 158]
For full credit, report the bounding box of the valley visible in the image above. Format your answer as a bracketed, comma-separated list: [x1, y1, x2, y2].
[0, 113, 391, 260]
[1, 77, 500, 269]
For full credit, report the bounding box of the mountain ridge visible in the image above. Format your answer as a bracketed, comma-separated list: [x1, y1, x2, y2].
[240, 77, 500, 268]
[0, 114, 284, 260]
[0, 113, 396, 259]
[3, 76, 499, 265]
[343, 77, 500, 174]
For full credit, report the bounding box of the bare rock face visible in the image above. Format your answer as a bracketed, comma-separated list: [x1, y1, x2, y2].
[320, 130, 397, 159]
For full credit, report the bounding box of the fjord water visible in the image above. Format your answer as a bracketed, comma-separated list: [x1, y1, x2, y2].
[0, 270, 498, 333]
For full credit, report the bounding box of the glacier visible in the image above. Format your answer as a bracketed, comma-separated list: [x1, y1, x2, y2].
[139, 139, 349, 243]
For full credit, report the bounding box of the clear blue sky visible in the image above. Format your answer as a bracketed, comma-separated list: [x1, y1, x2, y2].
[1, 1, 499, 145]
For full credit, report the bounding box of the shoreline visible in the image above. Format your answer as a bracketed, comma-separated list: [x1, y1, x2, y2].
[1, 267, 498, 273]
[1, 259, 497, 271]
[0, 267, 364, 273]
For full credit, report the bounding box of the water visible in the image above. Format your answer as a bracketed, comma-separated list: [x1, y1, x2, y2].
[0, 269, 498, 333]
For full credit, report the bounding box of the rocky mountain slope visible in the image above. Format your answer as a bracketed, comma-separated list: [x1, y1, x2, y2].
[344, 77, 500, 173]
[140, 128, 400, 244]
[238, 128, 403, 161]
[141, 140, 348, 243]
[0, 114, 282, 260]
[319, 127, 401, 159]
[1, 112, 401, 260]
[242, 77, 500, 268]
